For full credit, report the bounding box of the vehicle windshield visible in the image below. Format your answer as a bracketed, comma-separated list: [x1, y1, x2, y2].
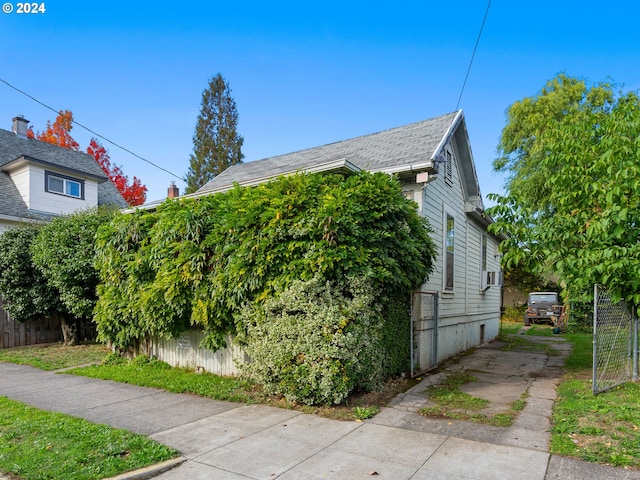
[530, 294, 557, 303]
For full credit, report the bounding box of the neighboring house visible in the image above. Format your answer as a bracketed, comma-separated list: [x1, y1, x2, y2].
[169, 109, 503, 375]
[0, 115, 127, 234]
[0, 115, 127, 347]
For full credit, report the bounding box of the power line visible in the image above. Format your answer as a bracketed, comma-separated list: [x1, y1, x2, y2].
[455, 0, 492, 111]
[0, 77, 186, 181]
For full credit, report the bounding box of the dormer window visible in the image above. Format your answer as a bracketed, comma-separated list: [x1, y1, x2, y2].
[45, 171, 84, 199]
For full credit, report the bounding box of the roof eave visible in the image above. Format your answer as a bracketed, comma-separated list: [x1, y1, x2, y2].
[465, 203, 508, 241]
[431, 109, 464, 160]
[0, 155, 108, 183]
[194, 157, 362, 197]
[377, 160, 438, 176]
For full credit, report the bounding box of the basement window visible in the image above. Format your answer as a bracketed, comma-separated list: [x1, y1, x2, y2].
[45, 171, 84, 199]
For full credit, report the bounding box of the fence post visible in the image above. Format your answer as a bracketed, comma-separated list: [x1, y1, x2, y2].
[592, 284, 598, 395]
[410, 291, 415, 377]
[634, 306, 638, 381]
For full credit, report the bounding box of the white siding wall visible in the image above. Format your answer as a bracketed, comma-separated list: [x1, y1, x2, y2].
[28, 166, 99, 214]
[406, 141, 501, 363]
[7, 164, 30, 207]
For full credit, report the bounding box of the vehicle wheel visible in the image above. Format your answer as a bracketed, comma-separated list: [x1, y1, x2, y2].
[523, 314, 531, 326]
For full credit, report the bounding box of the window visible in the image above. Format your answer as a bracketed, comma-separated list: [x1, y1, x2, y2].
[445, 213, 454, 290]
[481, 232, 487, 274]
[45, 171, 84, 199]
[481, 233, 501, 288]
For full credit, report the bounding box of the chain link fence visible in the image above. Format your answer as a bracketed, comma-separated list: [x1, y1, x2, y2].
[593, 285, 639, 394]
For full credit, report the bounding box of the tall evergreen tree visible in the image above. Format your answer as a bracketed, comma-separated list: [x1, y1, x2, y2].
[185, 74, 244, 194]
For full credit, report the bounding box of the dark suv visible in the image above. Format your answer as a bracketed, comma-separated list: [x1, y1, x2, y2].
[524, 292, 562, 326]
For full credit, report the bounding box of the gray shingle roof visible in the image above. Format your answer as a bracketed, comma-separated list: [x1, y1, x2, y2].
[0, 129, 107, 178]
[196, 112, 459, 195]
[0, 166, 32, 218]
[97, 180, 128, 207]
[0, 127, 128, 219]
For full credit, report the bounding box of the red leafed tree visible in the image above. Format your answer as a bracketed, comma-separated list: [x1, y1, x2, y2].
[32, 110, 80, 150]
[87, 138, 147, 206]
[31, 110, 147, 206]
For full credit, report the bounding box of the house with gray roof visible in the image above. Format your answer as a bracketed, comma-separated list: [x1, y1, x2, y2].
[0, 116, 127, 234]
[188, 110, 503, 375]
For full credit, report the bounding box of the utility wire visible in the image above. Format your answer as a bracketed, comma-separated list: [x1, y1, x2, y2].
[455, 0, 492, 111]
[0, 77, 186, 181]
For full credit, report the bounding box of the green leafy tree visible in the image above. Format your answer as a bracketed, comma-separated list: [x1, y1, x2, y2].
[0, 225, 62, 323]
[488, 73, 640, 306]
[30, 207, 117, 344]
[185, 74, 244, 194]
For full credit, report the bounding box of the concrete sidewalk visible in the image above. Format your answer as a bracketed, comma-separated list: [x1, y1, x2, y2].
[1, 336, 638, 479]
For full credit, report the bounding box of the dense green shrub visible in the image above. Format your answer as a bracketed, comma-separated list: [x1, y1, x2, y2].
[378, 295, 412, 375]
[567, 301, 594, 333]
[0, 224, 60, 322]
[95, 171, 436, 354]
[31, 207, 117, 320]
[502, 305, 526, 323]
[0, 208, 116, 345]
[238, 275, 385, 405]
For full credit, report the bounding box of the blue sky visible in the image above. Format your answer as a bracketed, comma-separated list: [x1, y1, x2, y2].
[2, 1, 639, 203]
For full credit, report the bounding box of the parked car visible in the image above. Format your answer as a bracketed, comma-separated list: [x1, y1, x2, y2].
[524, 292, 562, 326]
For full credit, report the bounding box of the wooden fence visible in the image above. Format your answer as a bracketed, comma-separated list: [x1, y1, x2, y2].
[1, 302, 62, 348]
[1, 297, 96, 348]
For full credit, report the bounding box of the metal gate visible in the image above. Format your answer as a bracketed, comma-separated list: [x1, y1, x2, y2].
[410, 291, 439, 378]
[593, 285, 639, 394]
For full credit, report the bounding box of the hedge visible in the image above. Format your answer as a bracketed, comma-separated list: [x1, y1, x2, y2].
[94, 171, 436, 396]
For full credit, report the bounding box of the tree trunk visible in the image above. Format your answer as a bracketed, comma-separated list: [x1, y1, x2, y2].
[59, 316, 78, 346]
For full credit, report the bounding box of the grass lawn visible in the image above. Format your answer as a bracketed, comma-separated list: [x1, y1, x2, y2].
[67, 354, 255, 404]
[0, 343, 109, 371]
[0, 397, 177, 480]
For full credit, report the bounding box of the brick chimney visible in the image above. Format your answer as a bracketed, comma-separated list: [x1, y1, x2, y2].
[12, 116, 29, 137]
[167, 181, 179, 199]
